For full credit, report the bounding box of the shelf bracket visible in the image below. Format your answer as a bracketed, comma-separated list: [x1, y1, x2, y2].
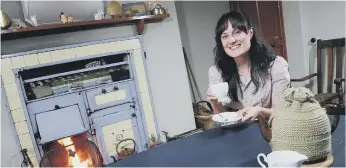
[136, 19, 145, 35]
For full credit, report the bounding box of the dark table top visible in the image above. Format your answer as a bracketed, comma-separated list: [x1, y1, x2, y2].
[109, 116, 345, 167]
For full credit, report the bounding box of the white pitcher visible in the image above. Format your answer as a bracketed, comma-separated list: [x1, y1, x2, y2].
[257, 150, 308, 168]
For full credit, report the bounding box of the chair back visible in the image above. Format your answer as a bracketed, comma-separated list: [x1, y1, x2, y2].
[316, 38, 345, 93]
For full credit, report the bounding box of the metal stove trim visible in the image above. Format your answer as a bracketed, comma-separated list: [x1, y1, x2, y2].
[127, 51, 150, 150]
[23, 61, 130, 83]
[138, 36, 161, 142]
[13, 50, 131, 72]
[14, 71, 42, 160]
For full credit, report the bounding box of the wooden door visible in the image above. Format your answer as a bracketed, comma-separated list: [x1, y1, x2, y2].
[230, 1, 288, 60]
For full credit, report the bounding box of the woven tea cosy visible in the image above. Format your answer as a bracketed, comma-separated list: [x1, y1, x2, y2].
[270, 87, 331, 162]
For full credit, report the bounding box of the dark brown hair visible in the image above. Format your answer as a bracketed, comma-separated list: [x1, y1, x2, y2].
[213, 11, 277, 101]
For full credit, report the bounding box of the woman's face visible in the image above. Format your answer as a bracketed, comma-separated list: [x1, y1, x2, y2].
[221, 21, 253, 58]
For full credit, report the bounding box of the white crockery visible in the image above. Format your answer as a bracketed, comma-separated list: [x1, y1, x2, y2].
[212, 112, 243, 127]
[210, 82, 230, 104]
[257, 150, 308, 168]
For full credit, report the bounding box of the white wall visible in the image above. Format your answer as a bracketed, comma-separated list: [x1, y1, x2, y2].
[1, 2, 196, 164]
[282, 1, 346, 93]
[175, 1, 230, 101]
[282, 1, 307, 81]
[141, 2, 196, 137]
[300, 1, 346, 93]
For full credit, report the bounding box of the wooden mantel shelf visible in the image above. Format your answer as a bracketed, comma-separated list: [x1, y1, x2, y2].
[1, 14, 170, 41]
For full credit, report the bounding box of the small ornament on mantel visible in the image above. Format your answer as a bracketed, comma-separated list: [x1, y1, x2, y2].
[149, 134, 163, 148]
[106, 0, 122, 18]
[67, 15, 74, 23]
[60, 12, 67, 23]
[148, 1, 167, 15]
[94, 9, 105, 20]
[60, 12, 74, 23]
[148, 0, 164, 11]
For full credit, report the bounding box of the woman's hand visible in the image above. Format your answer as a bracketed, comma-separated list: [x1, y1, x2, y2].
[207, 88, 224, 113]
[237, 106, 263, 122]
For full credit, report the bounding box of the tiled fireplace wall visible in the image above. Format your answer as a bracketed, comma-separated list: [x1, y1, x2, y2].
[1, 36, 158, 167]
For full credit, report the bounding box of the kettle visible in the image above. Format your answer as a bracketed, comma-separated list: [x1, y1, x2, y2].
[116, 138, 136, 161]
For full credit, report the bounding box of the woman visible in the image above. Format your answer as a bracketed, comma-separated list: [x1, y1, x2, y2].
[207, 11, 290, 122]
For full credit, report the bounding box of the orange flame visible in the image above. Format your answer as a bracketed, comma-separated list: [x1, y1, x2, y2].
[58, 137, 90, 167]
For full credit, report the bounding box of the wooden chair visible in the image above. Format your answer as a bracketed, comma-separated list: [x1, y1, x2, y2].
[291, 37, 345, 133]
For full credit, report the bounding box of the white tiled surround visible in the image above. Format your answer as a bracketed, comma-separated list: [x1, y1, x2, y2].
[1, 37, 157, 167]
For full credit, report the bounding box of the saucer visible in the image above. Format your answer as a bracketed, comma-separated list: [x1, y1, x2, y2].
[212, 112, 243, 127]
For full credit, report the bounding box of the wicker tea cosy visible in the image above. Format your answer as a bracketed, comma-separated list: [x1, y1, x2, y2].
[269, 87, 332, 162]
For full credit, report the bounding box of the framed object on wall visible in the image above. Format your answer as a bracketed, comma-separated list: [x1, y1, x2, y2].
[122, 2, 149, 17]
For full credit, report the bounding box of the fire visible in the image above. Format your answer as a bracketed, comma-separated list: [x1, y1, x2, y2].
[58, 137, 90, 167]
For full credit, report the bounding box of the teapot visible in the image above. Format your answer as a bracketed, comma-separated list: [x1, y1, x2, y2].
[258, 87, 334, 163]
[257, 150, 308, 168]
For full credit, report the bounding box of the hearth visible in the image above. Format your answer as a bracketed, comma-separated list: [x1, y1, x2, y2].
[17, 50, 143, 165]
[1, 37, 159, 166]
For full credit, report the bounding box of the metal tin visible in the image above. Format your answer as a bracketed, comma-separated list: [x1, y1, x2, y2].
[151, 7, 166, 15]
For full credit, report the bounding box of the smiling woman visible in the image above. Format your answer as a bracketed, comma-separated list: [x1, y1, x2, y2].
[207, 11, 291, 121]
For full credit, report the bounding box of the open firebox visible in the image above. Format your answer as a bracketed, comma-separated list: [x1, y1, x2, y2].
[39, 133, 103, 167]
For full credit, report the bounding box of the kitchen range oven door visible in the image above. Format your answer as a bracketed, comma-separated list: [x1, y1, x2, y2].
[91, 109, 143, 165]
[26, 93, 90, 155]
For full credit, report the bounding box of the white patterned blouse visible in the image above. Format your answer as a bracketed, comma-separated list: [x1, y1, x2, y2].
[208, 56, 291, 110]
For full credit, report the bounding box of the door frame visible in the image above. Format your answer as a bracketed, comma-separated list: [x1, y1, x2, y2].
[229, 1, 288, 60]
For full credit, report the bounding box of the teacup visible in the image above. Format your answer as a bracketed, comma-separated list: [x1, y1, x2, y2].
[257, 150, 308, 168]
[210, 82, 230, 103]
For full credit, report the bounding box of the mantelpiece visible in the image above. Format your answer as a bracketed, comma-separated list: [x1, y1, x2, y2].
[1, 36, 159, 166]
[1, 14, 170, 41]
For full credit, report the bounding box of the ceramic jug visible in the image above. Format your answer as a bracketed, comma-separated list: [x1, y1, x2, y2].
[257, 150, 308, 168]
